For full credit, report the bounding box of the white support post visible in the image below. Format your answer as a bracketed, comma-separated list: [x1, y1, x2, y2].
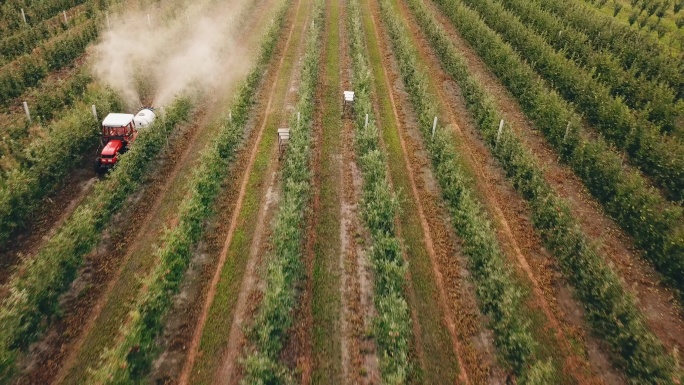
[229, 110, 232, 123]
[297, 111, 301, 127]
[147, 14, 151, 27]
[91, 104, 98, 121]
[496, 119, 504, 146]
[365, 113, 369, 129]
[21, 8, 27, 24]
[23, 101, 31, 122]
[431, 116, 438, 139]
[106, 12, 110, 29]
[563, 121, 570, 142]
[63, 10, 68, 24]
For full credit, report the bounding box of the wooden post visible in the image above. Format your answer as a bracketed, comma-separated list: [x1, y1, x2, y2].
[23, 101, 31, 122]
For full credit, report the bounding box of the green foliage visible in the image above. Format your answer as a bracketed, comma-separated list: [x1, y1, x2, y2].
[0, 0, 89, 34]
[378, 0, 552, 380]
[0, 86, 120, 249]
[412, 0, 680, 381]
[434, 0, 684, 312]
[496, 0, 683, 135]
[0, 19, 100, 106]
[531, 0, 684, 100]
[458, 0, 684, 202]
[83, 1, 293, 383]
[347, 0, 412, 381]
[242, 1, 324, 382]
[0, 98, 191, 382]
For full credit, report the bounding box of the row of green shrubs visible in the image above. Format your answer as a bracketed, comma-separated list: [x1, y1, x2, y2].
[531, 0, 684, 100]
[379, 0, 555, 381]
[0, 71, 92, 173]
[0, 98, 191, 382]
[348, 0, 411, 382]
[495, 0, 683, 135]
[0, 4, 93, 67]
[0, 0, 91, 34]
[0, 19, 98, 106]
[434, 0, 684, 307]
[241, 0, 324, 382]
[459, 0, 684, 202]
[0, 85, 119, 248]
[83, 1, 292, 382]
[413, 0, 680, 381]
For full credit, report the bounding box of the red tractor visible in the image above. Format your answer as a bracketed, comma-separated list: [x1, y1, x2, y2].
[95, 109, 155, 173]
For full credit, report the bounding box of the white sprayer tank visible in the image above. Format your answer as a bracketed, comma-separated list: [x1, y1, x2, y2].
[134, 109, 156, 129]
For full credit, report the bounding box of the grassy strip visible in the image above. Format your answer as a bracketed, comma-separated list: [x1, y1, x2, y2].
[0, 97, 191, 382]
[531, 0, 684, 101]
[310, 0, 343, 381]
[378, 0, 555, 381]
[83, 3, 291, 382]
[240, 0, 324, 381]
[0, 85, 120, 248]
[495, 0, 683, 134]
[348, 0, 411, 382]
[458, 0, 684, 202]
[408, 0, 681, 381]
[433, 0, 684, 305]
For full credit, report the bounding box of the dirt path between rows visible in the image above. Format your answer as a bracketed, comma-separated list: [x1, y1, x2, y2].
[424, 0, 684, 378]
[176, 0, 311, 382]
[337, 0, 381, 382]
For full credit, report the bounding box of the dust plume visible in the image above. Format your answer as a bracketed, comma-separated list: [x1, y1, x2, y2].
[90, 0, 252, 110]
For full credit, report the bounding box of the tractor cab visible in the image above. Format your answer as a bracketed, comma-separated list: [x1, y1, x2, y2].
[95, 113, 137, 173]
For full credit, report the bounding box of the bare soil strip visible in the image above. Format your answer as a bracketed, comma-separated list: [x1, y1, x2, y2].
[423, 0, 684, 373]
[175, 0, 312, 382]
[390, 0, 606, 382]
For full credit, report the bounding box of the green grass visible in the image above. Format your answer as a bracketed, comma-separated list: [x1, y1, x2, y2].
[311, 0, 344, 382]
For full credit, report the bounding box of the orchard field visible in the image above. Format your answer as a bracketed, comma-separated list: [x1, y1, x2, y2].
[0, 0, 683, 383]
